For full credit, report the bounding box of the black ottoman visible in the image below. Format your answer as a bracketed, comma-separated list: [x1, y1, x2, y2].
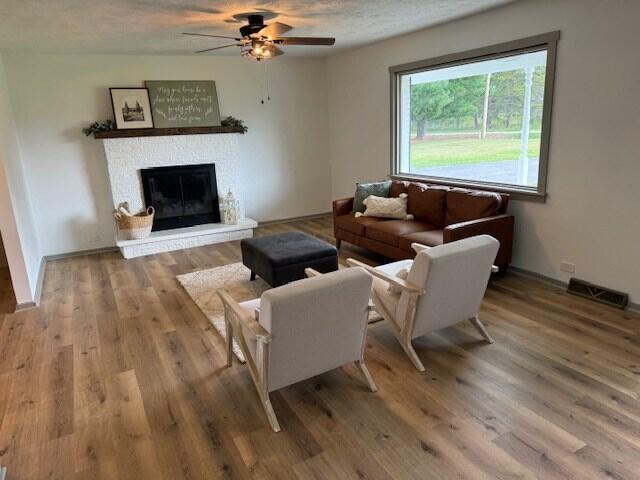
[241, 232, 339, 287]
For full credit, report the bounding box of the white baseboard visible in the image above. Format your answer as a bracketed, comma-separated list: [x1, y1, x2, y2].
[14, 300, 36, 311]
[14, 255, 46, 311]
[44, 245, 118, 261]
[509, 266, 568, 289]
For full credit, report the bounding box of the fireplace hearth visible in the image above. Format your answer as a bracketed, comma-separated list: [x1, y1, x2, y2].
[140, 163, 221, 231]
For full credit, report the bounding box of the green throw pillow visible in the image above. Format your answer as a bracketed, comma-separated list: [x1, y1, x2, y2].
[352, 180, 392, 213]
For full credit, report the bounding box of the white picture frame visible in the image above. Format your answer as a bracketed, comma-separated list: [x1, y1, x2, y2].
[110, 88, 154, 129]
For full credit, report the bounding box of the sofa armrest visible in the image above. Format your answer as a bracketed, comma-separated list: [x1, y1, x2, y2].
[444, 214, 514, 268]
[333, 197, 354, 217]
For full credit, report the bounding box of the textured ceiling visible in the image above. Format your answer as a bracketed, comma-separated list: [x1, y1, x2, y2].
[0, 0, 517, 56]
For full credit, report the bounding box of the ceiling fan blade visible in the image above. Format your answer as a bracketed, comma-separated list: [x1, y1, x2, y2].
[274, 37, 336, 46]
[183, 32, 241, 41]
[194, 44, 240, 53]
[275, 37, 336, 46]
[256, 22, 293, 40]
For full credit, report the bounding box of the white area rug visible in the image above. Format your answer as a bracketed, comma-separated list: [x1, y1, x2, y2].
[177, 263, 269, 362]
[177, 262, 383, 363]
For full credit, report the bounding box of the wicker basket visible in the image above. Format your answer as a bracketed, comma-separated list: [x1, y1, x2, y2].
[115, 206, 155, 240]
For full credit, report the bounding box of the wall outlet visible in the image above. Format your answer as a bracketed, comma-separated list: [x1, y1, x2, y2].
[560, 261, 575, 274]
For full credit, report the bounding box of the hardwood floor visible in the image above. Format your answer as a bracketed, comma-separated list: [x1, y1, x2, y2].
[1, 216, 639, 479]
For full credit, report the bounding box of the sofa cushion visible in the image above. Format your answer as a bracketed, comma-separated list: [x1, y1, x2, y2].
[353, 180, 391, 213]
[407, 183, 448, 228]
[389, 180, 410, 197]
[445, 188, 502, 225]
[360, 193, 411, 220]
[399, 229, 444, 251]
[335, 213, 387, 236]
[360, 236, 414, 260]
[366, 220, 434, 247]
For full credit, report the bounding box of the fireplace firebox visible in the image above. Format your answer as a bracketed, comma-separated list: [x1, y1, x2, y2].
[140, 163, 221, 231]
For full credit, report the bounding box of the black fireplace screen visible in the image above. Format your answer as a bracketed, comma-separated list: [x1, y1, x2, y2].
[140, 163, 221, 231]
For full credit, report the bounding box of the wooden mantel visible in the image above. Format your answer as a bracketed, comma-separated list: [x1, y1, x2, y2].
[94, 125, 245, 139]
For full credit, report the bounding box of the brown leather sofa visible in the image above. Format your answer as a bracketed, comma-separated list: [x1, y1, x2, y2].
[333, 180, 514, 270]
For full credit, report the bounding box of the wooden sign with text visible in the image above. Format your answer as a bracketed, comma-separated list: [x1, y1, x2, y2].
[145, 80, 221, 128]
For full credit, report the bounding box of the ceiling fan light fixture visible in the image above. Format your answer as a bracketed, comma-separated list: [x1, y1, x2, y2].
[241, 46, 269, 61]
[185, 14, 336, 60]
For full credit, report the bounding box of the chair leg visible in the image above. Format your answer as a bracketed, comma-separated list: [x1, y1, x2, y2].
[470, 315, 494, 344]
[355, 360, 378, 392]
[335, 239, 342, 249]
[400, 340, 426, 372]
[225, 321, 233, 367]
[250, 271, 256, 281]
[262, 395, 281, 433]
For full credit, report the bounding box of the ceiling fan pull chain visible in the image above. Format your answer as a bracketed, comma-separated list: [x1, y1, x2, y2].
[265, 62, 271, 102]
[260, 61, 265, 104]
[259, 61, 272, 104]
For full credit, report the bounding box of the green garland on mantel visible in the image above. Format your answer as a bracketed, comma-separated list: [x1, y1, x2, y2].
[82, 119, 116, 136]
[220, 116, 248, 133]
[82, 116, 248, 136]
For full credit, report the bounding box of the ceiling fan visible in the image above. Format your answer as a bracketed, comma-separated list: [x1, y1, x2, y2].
[183, 14, 336, 60]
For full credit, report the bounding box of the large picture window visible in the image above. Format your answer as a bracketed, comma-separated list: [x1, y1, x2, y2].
[390, 32, 559, 199]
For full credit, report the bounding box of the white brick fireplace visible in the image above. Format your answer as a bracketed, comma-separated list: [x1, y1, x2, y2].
[101, 132, 256, 259]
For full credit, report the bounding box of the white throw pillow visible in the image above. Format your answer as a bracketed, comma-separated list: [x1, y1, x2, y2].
[355, 193, 414, 220]
[388, 268, 409, 294]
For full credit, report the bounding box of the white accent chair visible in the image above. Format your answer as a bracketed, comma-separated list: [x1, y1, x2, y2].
[217, 267, 377, 432]
[347, 235, 499, 372]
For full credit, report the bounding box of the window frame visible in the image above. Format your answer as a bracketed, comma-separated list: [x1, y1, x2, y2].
[389, 31, 560, 201]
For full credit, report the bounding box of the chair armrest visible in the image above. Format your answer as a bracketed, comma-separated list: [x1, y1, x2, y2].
[411, 243, 431, 254]
[346, 259, 425, 294]
[333, 197, 354, 217]
[217, 289, 272, 343]
[305, 267, 322, 278]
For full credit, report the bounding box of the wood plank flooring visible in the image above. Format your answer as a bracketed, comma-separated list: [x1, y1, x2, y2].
[1, 216, 639, 479]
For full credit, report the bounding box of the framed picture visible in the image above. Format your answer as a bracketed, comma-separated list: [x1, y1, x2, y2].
[145, 80, 220, 128]
[109, 88, 154, 129]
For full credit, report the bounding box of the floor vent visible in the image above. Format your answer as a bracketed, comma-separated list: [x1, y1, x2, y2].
[567, 278, 628, 309]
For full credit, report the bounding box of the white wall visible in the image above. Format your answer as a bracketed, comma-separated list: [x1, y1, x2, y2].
[327, 0, 640, 303]
[2, 0, 639, 305]
[2, 53, 331, 256]
[0, 54, 41, 304]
